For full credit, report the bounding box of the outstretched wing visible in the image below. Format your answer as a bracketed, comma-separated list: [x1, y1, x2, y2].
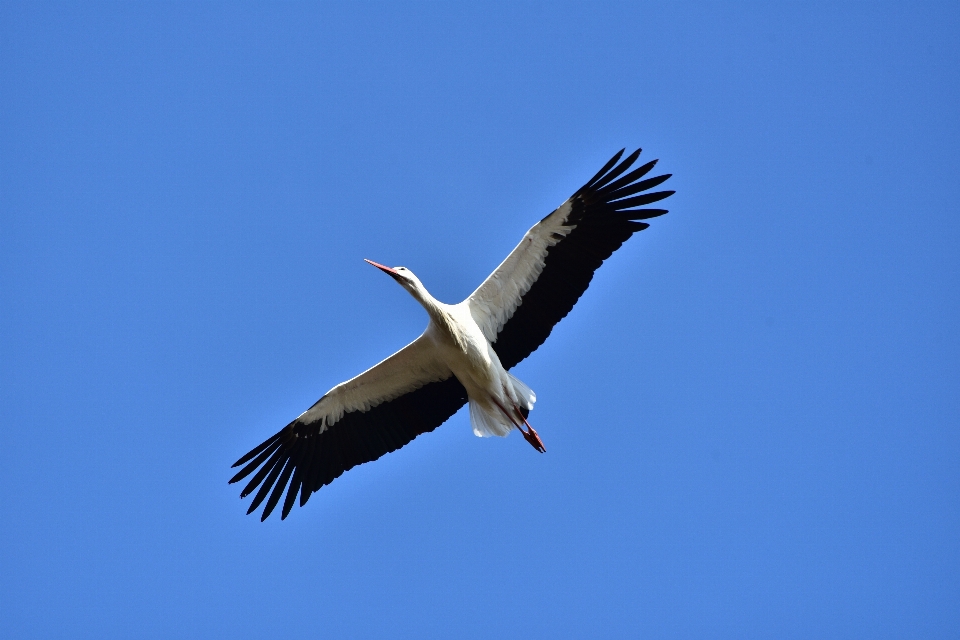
[467, 148, 673, 370]
[229, 335, 468, 520]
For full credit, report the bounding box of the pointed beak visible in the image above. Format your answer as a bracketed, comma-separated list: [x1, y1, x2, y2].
[364, 259, 401, 279]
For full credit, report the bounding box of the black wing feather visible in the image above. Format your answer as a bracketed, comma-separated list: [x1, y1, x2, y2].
[590, 148, 642, 191]
[607, 173, 672, 200]
[597, 159, 659, 195]
[229, 444, 275, 486]
[297, 434, 319, 507]
[582, 148, 625, 189]
[240, 445, 286, 498]
[231, 376, 469, 520]
[492, 149, 673, 370]
[261, 459, 296, 521]
[608, 190, 675, 210]
[247, 457, 286, 514]
[231, 431, 283, 469]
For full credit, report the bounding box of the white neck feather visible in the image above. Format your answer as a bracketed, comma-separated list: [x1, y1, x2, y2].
[405, 281, 470, 354]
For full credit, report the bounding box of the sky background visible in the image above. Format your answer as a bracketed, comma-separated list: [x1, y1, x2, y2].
[1, 2, 958, 638]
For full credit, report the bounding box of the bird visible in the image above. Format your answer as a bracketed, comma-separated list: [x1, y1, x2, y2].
[229, 148, 674, 520]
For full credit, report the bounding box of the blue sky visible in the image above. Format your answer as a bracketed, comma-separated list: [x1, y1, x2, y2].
[1, 2, 958, 638]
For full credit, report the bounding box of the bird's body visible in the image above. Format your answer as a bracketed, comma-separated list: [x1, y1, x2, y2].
[300, 273, 538, 443]
[423, 300, 530, 436]
[231, 148, 674, 520]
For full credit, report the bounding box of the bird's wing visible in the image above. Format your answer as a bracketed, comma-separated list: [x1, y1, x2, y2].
[467, 149, 674, 369]
[229, 334, 468, 520]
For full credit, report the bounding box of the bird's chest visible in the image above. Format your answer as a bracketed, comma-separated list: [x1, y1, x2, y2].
[428, 312, 496, 379]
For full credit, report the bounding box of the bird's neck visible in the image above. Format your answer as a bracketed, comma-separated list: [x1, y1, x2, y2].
[407, 284, 470, 352]
[411, 285, 471, 354]
[408, 283, 444, 320]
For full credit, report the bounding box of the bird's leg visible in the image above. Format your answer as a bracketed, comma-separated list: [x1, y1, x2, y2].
[514, 403, 546, 453]
[492, 397, 546, 453]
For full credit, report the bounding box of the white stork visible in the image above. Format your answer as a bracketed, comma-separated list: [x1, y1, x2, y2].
[230, 148, 673, 520]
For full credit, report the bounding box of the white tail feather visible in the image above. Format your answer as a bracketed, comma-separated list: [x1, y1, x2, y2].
[468, 373, 537, 438]
[507, 372, 536, 411]
[469, 400, 512, 437]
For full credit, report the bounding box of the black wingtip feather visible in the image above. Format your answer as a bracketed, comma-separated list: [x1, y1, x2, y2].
[232, 431, 283, 468]
[280, 445, 309, 519]
[261, 459, 296, 521]
[583, 149, 625, 189]
[611, 190, 675, 210]
[608, 174, 673, 201]
[239, 446, 286, 497]
[598, 159, 659, 195]
[591, 148, 641, 191]
[229, 440, 282, 485]
[281, 483, 299, 520]
[247, 457, 287, 514]
[620, 208, 669, 221]
[296, 435, 318, 508]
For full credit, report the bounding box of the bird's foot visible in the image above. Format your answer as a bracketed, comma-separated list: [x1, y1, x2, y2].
[493, 398, 546, 453]
[519, 424, 546, 453]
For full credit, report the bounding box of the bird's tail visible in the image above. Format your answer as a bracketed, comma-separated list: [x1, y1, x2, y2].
[469, 372, 537, 438]
[469, 400, 512, 437]
[507, 372, 536, 413]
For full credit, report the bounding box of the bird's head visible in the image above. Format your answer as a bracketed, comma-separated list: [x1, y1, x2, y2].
[364, 259, 423, 294]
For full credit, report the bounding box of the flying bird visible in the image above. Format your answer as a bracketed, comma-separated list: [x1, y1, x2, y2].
[230, 148, 674, 520]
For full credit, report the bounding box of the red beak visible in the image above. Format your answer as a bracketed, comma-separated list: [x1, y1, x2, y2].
[364, 259, 400, 277]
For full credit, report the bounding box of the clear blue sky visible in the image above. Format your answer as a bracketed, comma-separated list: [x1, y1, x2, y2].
[1, 2, 958, 638]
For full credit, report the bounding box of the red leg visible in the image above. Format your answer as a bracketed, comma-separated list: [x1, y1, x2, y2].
[491, 397, 546, 453]
[514, 404, 546, 453]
